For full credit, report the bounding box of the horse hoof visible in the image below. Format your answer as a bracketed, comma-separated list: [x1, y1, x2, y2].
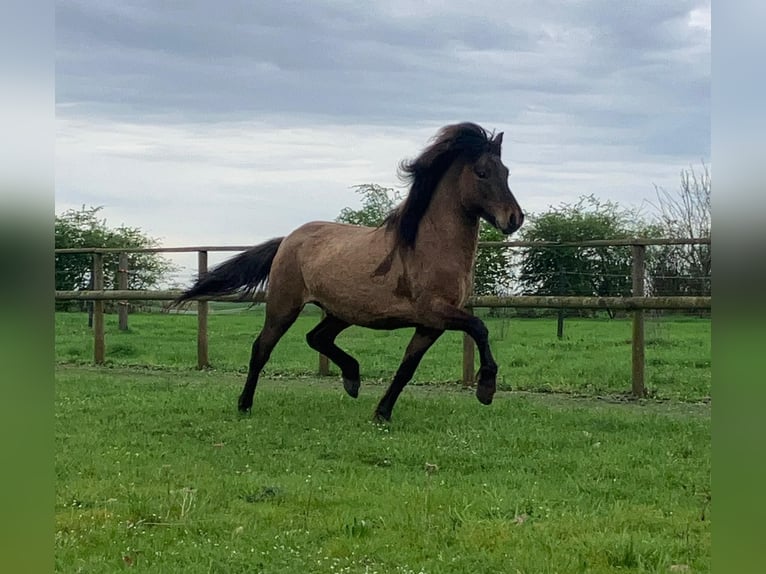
[343, 377, 360, 398]
[238, 397, 253, 413]
[372, 411, 390, 424]
[476, 385, 495, 405]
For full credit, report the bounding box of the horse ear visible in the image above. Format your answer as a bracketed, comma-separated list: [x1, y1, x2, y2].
[490, 131, 504, 155]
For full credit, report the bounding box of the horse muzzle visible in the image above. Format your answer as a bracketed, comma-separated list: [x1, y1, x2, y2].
[499, 211, 524, 235]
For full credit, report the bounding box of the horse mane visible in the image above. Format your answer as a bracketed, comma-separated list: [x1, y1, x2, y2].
[383, 122, 500, 248]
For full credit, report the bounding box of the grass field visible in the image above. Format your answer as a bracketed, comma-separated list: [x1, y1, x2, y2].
[55, 309, 711, 571]
[56, 366, 710, 573]
[55, 308, 711, 401]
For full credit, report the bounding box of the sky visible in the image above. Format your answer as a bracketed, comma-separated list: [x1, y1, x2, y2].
[55, 0, 711, 277]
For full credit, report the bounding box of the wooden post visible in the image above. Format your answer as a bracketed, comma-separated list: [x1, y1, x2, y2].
[118, 252, 129, 331]
[557, 265, 565, 339]
[319, 352, 330, 376]
[87, 271, 94, 328]
[556, 309, 565, 339]
[631, 244, 647, 397]
[462, 305, 476, 387]
[92, 253, 105, 364]
[197, 251, 209, 369]
[317, 310, 330, 375]
[319, 353, 330, 376]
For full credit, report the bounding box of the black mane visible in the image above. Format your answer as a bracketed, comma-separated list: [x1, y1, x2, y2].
[384, 122, 499, 248]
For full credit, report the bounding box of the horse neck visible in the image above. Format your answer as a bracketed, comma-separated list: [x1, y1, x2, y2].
[416, 170, 481, 270]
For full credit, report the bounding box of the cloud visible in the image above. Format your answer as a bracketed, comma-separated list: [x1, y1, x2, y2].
[55, 1, 710, 279]
[57, 2, 709, 135]
[55, 114, 684, 238]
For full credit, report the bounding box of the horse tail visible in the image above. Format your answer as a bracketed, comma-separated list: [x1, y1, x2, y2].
[174, 237, 284, 304]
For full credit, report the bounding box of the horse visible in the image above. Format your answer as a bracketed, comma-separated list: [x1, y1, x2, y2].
[176, 122, 524, 421]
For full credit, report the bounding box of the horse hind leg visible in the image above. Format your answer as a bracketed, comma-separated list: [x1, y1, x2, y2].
[238, 302, 302, 413]
[305, 314, 360, 397]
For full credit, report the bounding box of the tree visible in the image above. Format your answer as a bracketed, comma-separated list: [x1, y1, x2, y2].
[336, 184, 512, 295]
[472, 223, 513, 296]
[55, 206, 176, 308]
[337, 184, 402, 227]
[648, 164, 711, 297]
[517, 196, 650, 313]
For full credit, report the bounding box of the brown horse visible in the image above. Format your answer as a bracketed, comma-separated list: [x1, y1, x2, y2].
[176, 122, 524, 421]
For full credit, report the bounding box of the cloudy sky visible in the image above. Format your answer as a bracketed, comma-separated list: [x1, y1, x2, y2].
[55, 0, 710, 276]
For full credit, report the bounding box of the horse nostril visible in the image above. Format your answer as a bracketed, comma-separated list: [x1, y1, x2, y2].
[507, 211, 524, 232]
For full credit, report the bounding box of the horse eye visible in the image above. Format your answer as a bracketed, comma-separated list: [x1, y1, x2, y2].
[475, 169, 487, 179]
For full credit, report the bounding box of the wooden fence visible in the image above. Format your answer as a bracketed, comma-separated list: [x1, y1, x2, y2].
[55, 238, 711, 397]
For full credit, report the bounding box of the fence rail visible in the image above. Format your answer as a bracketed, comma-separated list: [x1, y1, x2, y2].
[54, 238, 712, 398]
[56, 289, 710, 311]
[53, 236, 710, 255]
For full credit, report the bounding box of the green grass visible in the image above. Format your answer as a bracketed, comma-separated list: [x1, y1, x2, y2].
[56, 366, 710, 573]
[55, 309, 711, 401]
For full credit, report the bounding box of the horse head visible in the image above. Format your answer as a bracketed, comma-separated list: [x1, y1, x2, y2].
[459, 131, 524, 235]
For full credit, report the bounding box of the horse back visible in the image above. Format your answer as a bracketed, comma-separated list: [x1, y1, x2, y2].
[268, 221, 470, 327]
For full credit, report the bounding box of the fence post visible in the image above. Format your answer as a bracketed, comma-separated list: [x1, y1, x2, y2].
[197, 250, 209, 369]
[319, 352, 330, 376]
[92, 253, 105, 364]
[557, 264, 565, 339]
[118, 252, 129, 331]
[318, 310, 331, 376]
[631, 244, 647, 397]
[87, 271, 94, 328]
[462, 305, 475, 387]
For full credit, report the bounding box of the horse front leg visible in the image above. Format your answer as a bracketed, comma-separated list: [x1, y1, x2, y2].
[374, 327, 443, 422]
[427, 301, 498, 405]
